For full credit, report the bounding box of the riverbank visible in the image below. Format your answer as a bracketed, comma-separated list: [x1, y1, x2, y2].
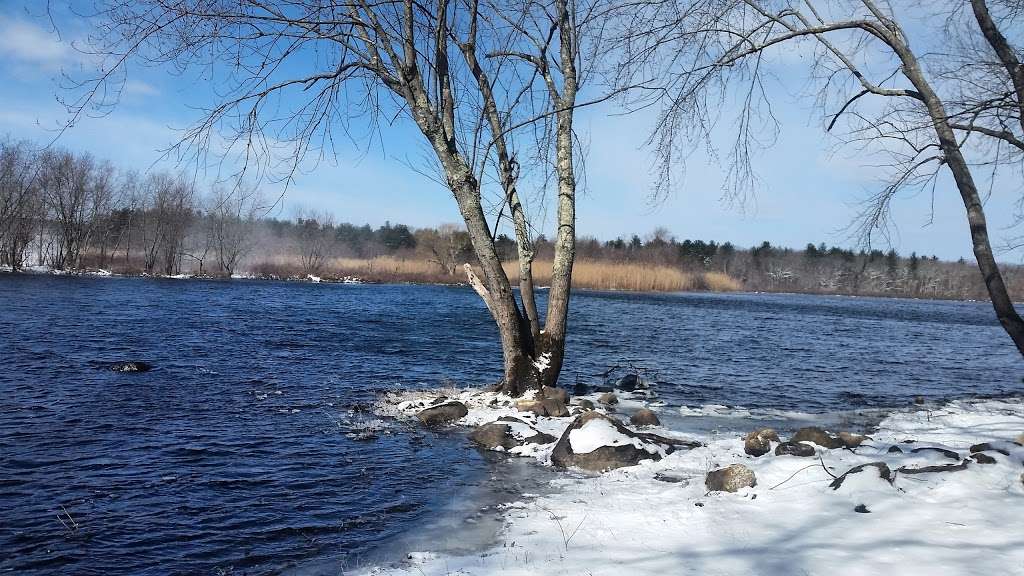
[360, 387, 1024, 576]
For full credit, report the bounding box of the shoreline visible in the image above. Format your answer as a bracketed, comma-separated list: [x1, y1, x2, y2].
[0, 266, 1006, 305]
[350, 387, 1024, 576]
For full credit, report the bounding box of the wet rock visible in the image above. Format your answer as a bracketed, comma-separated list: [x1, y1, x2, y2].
[911, 446, 960, 460]
[887, 445, 904, 454]
[630, 408, 660, 427]
[705, 464, 756, 493]
[970, 442, 1011, 456]
[971, 453, 997, 465]
[615, 374, 643, 392]
[110, 361, 152, 373]
[551, 412, 698, 472]
[744, 428, 780, 457]
[775, 441, 816, 457]
[598, 392, 618, 406]
[854, 504, 871, 513]
[573, 382, 589, 396]
[416, 402, 468, 426]
[838, 432, 867, 449]
[914, 396, 926, 405]
[898, 460, 970, 475]
[791, 427, 843, 449]
[830, 462, 892, 490]
[576, 399, 595, 411]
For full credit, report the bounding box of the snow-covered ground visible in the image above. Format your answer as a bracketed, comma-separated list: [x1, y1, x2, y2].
[367, 389, 1024, 576]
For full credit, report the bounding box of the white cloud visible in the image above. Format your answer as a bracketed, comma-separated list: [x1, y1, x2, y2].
[0, 16, 79, 70]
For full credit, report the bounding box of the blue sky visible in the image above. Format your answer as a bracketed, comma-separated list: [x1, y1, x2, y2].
[1, 2, 1021, 262]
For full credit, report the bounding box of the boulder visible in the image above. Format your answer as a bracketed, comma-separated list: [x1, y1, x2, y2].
[887, 445, 904, 454]
[791, 427, 843, 449]
[829, 462, 893, 490]
[971, 453, 997, 465]
[536, 386, 569, 404]
[744, 428, 780, 457]
[838, 432, 867, 449]
[469, 420, 556, 451]
[914, 395, 926, 405]
[1016, 433, 1024, 446]
[775, 441, 816, 457]
[576, 399, 595, 411]
[110, 361, 152, 373]
[515, 399, 547, 416]
[630, 408, 661, 427]
[910, 446, 961, 461]
[598, 392, 619, 406]
[541, 398, 570, 418]
[615, 374, 643, 392]
[416, 402, 468, 426]
[551, 412, 699, 472]
[854, 504, 871, 513]
[705, 464, 756, 493]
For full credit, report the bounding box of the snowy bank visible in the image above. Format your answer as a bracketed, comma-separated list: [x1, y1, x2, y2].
[367, 392, 1024, 576]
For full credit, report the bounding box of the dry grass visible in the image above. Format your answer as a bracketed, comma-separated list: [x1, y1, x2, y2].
[504, 260, 740, 293]
[702, 271, 742, 292]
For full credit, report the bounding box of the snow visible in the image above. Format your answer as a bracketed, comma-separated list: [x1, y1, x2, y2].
[568, 418, 649, 454]
[307, 274, 322, 283]
[533, 353, 552, 373]
[364, 395, 1024, 576]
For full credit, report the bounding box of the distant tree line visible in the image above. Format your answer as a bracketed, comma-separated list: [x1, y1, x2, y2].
[1, 138, 1018, 299]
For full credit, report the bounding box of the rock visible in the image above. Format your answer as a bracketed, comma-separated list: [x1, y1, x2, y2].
[705, 464, 756, 493]
[970, 442, 1011, 456]
[573, 382, 589, 396]
[429, 396, 450, 406]
[791, 427, 843, 449]
[536, 386, 569, 404]
[598, 392, 618, 406]
[110, 361, 152, 373]
[887, 445, 904, 454]
[744, 428, 780, 457]
[615, 374, 643, 391]
[898, 460, 970, 475]
[914, 395, 926, 405]
[515, 399, 547, 416]
[541, 398, 570, 418]
[971, 453, 997, 465]
[911, 446, 960, 460]
[1016, 433, 1024, 446]
[775, 441, 816, 457]
[416, 402, 468, 426]
[550, 412, 699, 472]
[830, 462, 893, 490]
[630, 408, 661, 427]
[838, 432, 867, 448]
[854, 504, 871, 513]
[469, 420, 556, 451]
[576, 399, 595, 411]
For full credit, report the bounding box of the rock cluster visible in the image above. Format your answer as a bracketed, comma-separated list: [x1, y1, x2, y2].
[551, 412, 699, 472]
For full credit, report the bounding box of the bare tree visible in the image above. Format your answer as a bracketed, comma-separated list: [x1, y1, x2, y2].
[615, 0, 1024, 356]
[37, 150, 115, 270]
[209, 186, 260, 277]
[420, 223, 470, 275]
[74, 0, 612, 394]
[294, 209, 335, 276]
[0, 140, 41, 270]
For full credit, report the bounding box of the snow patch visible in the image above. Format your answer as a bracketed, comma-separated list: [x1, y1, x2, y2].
[568, 418, 648, 454]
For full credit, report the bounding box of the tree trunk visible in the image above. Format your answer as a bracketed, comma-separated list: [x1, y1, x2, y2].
[893, 33, 1024, 356]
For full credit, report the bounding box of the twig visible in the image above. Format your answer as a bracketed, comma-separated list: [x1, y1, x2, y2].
[768, 464, 819, 490]
[818, 455, 838, 479]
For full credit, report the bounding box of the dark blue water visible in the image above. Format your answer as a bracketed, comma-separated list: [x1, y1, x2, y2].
[0, 275, 1020, 575]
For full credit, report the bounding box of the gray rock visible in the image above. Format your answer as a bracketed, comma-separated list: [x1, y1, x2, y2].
[630, 408, 661, 427]
[791, 427, 843, 449]
[775, 441, 816, 457]
[536, 385, 569, 404]
[576, 399, 595, 411]
[830, 462, 893, 490]
[887, 445, 904, 454]
[598, 392, 619, 406]
[515, 399, 547, 416]
[541, 398, 570, 418]
[416, 402, 468, 426]
[615, 374, 643, 391]
[969, 442, 1011, 456]
[654, 472, 688, 484]
[971, 453, 997, 465]
[914, 395, 926, 405]
[469, 420, 556, 451]
[550, 412, 699, 472]
[838, 432, 867, 449]
[1016, 433, 1024, 446]
[854, 504, 871, 513]
[705, 464, 756, 493]
[744, 428, 780, 457]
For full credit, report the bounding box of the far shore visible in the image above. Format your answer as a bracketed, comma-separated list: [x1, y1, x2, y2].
[0, 261, 1005, 304]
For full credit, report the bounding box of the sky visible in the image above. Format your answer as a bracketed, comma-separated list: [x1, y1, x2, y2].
[1, 2, 1021, 262]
